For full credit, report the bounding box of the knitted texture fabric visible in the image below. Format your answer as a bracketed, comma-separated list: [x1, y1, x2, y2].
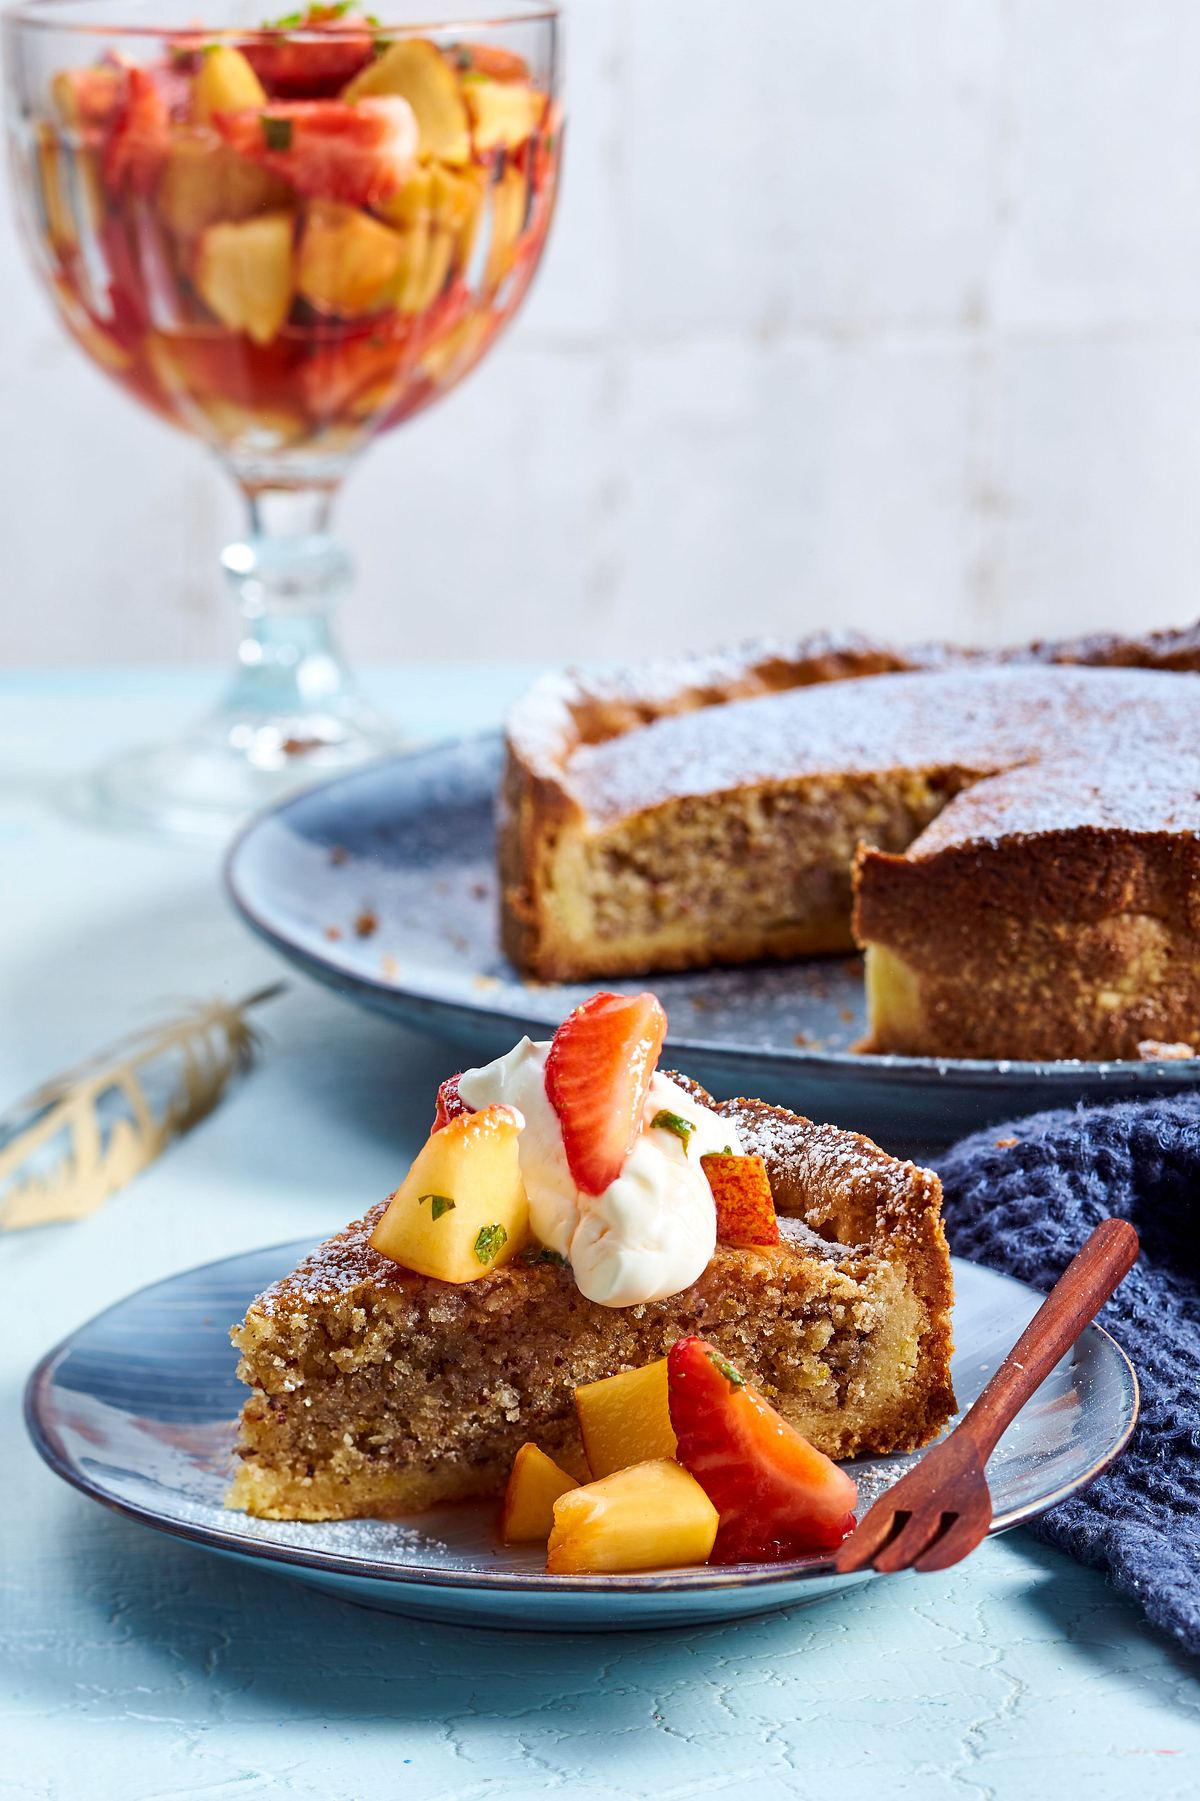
[937, 1096, 1200, 1658]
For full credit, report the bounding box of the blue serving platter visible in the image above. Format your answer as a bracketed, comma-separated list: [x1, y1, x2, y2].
[224, 735, 1200, 1156]
[26, 1245, 1137, 1632]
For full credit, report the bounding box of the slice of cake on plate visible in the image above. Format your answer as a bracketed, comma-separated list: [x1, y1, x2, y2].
[228, 992, 954, 1524]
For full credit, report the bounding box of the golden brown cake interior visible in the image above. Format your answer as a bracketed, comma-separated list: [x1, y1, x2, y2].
[229, 1086, 954, 1522]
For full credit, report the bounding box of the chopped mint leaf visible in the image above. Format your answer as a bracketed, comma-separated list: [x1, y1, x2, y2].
[706, 1349, 746, 1389]
[651, 1108, 695, 1150]
[266, 10, 304, 27]
[418, 1193, 456, 1221]
[262, 115, 294, 151]
[474, 1223, 508, 1264]
[521, 1244, 569, 1268]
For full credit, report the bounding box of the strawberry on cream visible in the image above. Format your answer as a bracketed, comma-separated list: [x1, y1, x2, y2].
[457, 1038, 741, 1307]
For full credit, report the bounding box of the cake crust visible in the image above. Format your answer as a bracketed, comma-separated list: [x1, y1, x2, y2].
[229, 1087, 955, 1522]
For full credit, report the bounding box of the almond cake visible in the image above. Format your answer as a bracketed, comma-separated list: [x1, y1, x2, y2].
[499, 625, 1200, 1060]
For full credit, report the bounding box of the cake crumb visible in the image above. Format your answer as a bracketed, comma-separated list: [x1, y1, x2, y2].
[355, 909, 378, 938]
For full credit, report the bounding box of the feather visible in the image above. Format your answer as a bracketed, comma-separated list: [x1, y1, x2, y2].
[0, 984, 285, 1231]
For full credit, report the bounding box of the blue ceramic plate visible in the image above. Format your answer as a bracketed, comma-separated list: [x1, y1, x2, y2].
[26, 1246, 1136, 1632]
[225, 736, 1200, 1153]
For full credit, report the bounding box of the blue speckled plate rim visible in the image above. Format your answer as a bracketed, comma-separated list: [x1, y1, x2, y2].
[222, 734, 1200, 1096]
[24, 1242, 1139, 1597]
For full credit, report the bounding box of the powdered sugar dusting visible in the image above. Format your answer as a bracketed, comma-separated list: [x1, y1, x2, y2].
[563, 666, 1200, 832]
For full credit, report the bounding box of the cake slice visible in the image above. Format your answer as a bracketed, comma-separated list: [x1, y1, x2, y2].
[229, 1002, 954, 1523]
[855, 759, 1200, 1060]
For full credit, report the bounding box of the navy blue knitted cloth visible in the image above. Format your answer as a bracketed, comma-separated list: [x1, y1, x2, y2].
[937, 1096, 1200, 1657]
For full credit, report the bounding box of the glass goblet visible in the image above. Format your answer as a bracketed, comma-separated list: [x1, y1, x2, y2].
[4, 0, 562, 835]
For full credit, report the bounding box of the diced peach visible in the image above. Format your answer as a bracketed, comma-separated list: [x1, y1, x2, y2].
[347, 38, 471, 167]
[376, 163, 432, 231]
[157, 132, 294, 238]
[194, 211, 296, 344]
[546, 1460, 719, 1574]
[369, 1103, 530, 1282]
[296, 200, 402, 316]
[192, 44, 267, 124]
[574, 1359, 677, 1479]
[483, 163, 528, 290]
[462, 73, 544, 152]
[702, 1152, 781, 1247]
[498, 1443, 579, 1544]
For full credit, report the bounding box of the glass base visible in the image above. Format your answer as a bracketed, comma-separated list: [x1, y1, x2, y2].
[88, 695, 400, 841]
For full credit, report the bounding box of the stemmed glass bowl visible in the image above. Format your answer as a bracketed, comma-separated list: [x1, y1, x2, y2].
[3, 0, 562, 834]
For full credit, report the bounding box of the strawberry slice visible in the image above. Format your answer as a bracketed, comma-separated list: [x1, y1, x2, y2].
[544, 991, 668, 1195]
[242, 8, 376, 99]
[668, 1336, 857, 1562]
[213, 96, 417, 205]
[103, 65, 171, 195]
[433, 1073, 472, 1133]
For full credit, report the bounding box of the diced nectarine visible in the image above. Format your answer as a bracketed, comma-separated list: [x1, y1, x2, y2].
[297, 201, 403, 316]
[195, 212, 295, 344]
[347, 38, 471, 166]
[158, 132, 294, 238]
[192, 45, 267, 124]
[546, 1460, 718, 1574]
[369, 1103, 530, 1282]
[463, 74, 544, 152]
[483, 163, 528, 290]
[574, 1359, 677, 1479]
[702, 1151, 781, 1247]
[499, 1443, 578, 1544]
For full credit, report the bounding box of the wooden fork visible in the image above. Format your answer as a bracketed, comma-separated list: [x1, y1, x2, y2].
[834, 1216, 1139, 1577]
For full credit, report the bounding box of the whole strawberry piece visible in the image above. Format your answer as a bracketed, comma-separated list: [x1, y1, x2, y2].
[668, 1335, 857, 1562]
[544, 991, 668, 1195]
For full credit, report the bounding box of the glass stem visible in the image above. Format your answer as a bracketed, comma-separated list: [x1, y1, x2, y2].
[218, 486, 356, 723]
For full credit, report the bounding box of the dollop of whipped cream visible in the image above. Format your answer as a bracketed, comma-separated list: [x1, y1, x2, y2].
[457, 1039, 741, 1307]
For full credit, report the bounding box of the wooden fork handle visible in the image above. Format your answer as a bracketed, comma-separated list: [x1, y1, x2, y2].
[959, 1217, 1139, 1463]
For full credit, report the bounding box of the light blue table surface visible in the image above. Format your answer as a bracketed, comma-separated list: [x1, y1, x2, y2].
[2, 668, 1198, 1801]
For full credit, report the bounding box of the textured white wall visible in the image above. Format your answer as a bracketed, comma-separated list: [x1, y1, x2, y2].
[5, 0, 1200, 667]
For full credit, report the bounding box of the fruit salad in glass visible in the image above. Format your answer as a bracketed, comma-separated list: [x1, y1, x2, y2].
[4, 2, 562, 832]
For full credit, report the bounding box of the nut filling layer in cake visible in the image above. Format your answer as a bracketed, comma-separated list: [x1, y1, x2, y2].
[229, 1087, 954, 1522]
